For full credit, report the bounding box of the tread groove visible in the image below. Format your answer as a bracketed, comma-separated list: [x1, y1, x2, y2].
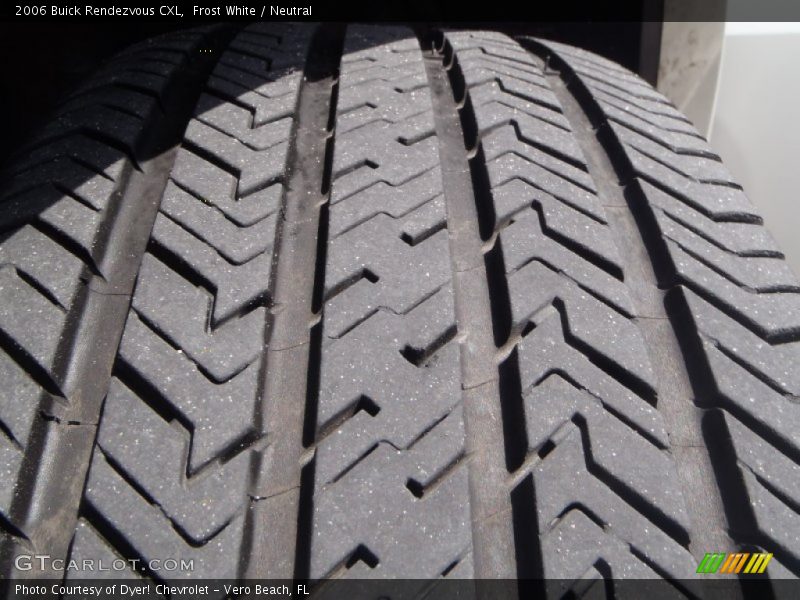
[424, 29, 520, 582]
[3, 25, 798, 587]
[523, 36, 744, 569]
[240, 23, 345, 582]
[0, 26, 234, 578]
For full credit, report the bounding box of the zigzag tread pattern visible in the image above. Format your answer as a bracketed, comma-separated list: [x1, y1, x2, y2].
[446, 30, 698, 581]
[543, 39, 800, 579]
[0, 30, 209, 544]
[64, 23, 311, 580]
[5, 23, 799, 587]
[308, 26, 472, 580]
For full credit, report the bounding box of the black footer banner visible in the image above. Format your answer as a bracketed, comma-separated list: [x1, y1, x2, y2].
[3, 578, 799, 600]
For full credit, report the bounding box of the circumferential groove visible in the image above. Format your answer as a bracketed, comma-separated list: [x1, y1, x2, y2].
[0, 26, 236, 580]
[420, 28, 522, 584]
[521, 35, 747, 577]
[239, 23, 345, 583]
[4, 24, 798, 592]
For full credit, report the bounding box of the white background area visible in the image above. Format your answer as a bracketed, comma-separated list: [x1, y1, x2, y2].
[709, 21, 800, 277]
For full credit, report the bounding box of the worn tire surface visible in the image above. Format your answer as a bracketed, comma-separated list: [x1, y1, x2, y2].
[1, 22, 798, 594]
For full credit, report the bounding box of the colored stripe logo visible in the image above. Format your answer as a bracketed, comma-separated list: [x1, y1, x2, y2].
[697, 552, 772, 574]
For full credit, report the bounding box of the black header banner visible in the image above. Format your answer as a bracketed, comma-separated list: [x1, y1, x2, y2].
[3, 0, 800, 23]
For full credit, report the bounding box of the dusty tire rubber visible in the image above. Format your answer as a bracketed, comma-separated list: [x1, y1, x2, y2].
[0, 23, 798, 591]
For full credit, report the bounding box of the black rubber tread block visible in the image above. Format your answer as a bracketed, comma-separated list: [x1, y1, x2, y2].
[2, 22, 799, 587]
[445, 30, 697, 581]
[307, 25, 471, 580]
[541, 38, 800, 579]
[64, 23, 312, 580]
[0, 28, 216, 554]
